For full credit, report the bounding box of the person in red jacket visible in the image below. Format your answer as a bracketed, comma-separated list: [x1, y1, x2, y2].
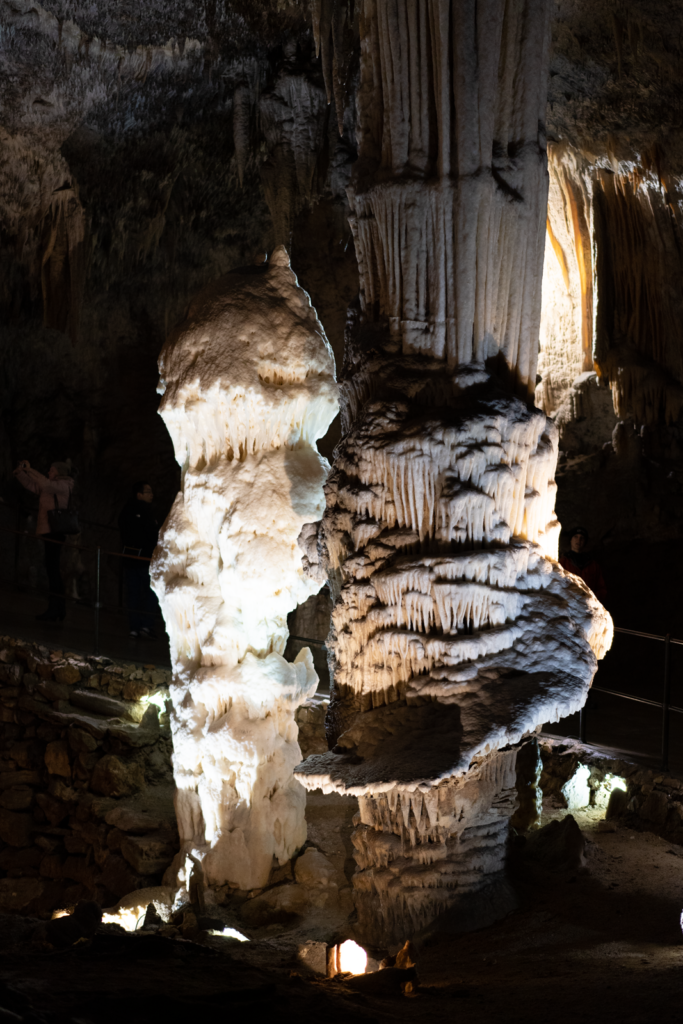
[559, 527, 607, 602]
[13, 459, 74, 622]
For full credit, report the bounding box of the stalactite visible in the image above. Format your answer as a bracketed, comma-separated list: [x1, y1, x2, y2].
[296, 0, 612, 946]
[40, 183, 87, 344]
[259, 73, 328, 245]
[233, 84, 252, 188]
[540, 144, 683, 426]
[152, 247, 338, 893]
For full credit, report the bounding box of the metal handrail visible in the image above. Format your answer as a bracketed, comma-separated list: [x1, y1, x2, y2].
[613, 625, 683, 645]
[579, 628, 677, 771]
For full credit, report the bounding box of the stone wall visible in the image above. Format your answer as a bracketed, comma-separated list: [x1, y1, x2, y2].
[0, 635, 332, 918]
[0, 637, 177, 917]
[539, 736, 683, 837]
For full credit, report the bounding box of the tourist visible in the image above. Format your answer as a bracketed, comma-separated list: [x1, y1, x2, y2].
[13, 459, 74, 622]
[118, 481, 159, 639]
[559, 526, 607, 602]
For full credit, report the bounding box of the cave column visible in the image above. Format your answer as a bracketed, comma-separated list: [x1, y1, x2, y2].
[152, 247, 338, 894]
[296, 0, 612, 947]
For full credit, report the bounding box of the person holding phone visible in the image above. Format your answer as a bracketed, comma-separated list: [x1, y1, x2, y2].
[13, 459, 74, 622]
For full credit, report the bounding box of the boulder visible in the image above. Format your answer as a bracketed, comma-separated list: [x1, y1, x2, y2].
[0, 877, 44, 911]
[91, 755, 144, 798]
[561, 764, 591, 810]
[53, 663, 81, 686]
[68, 727, 98, 754]
[0, 785, 33, 811]
[0, 770, 41, 791]
[122, 679, 151, 701]
[105, 805, 162, 833]
[38, 679, 71, 702]
[0, 807, 33, 846]
[45, 740, 71, 777]
[294, 848, 337, 887]
[100, 853, 150, 901]
[0, 846, 41, 872]
[297, 940, 328, 975]
[69, 689, 139, 723]
[120, 833, 176, 875]
[640, 789, 669, 825]
[240, 883, 309, 927]
[525, 814, 585, 871]
[606, 787, 629, 820]
[105, 885, 173, 924]
[109, 706, 160, 748]
[35, 792, 69, 826]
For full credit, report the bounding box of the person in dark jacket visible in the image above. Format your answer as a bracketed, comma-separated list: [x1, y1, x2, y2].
[559, 526, 607, 602]
[118, 481, 159, 638]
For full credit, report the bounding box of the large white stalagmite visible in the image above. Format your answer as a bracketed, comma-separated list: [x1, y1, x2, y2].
[295, 0, 613, 946]
[152, 247, 338, 892]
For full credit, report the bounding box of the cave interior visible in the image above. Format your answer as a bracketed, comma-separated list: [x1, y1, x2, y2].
[2, 1, 683, 1022]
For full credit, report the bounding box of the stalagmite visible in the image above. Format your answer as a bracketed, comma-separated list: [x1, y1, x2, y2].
[295, 0, 612, 947]
[152, 246, 338, 893]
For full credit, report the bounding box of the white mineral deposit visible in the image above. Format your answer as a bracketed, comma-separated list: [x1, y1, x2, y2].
[295, 0, 613, 947]
[152, 246, 338, 892]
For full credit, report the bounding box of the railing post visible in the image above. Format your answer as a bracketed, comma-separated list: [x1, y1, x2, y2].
[662, 633, 671, 771]
[94, 546, 101, 656]
[579, 706, 586, 744]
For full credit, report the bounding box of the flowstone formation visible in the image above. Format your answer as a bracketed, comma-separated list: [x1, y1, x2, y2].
[295, 0, 613, 946]
[152, 246, 338, 893]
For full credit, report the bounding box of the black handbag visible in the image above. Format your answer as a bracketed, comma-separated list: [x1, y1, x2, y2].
[47, 491, 80, 536]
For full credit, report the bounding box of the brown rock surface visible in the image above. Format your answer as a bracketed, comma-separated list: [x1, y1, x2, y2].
[120, 833, 175, 875]
[0, 877, 44, 911]
[0, 785, 34, 810]
[45, 740, 71, 777]
[90, 755, 145, 798]
[53, 664, 81, 686]
[0, 807, 33, 846]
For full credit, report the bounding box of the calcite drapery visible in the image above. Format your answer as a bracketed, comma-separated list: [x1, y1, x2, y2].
[152, 247, 338, 892]
[295, 0, 612, 946]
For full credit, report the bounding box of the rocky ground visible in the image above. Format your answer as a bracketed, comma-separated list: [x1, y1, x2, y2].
[0, 800, 682, 1024]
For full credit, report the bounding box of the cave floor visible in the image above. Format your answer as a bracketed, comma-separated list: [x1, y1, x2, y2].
[1, 805, 682, 1023]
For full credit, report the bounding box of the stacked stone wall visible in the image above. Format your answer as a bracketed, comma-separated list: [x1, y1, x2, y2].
[0, 637, 177, 917]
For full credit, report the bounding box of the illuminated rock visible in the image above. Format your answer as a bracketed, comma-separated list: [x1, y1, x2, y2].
[295, 0, 612, 946]
[152, 246, 338, 892]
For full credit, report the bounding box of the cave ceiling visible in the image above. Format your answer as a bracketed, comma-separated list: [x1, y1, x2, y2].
[1, 0, 682, 524]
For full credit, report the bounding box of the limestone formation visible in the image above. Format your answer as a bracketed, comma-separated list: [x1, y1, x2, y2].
[152, 247, 338, 892]
[295, 0, 612, 946]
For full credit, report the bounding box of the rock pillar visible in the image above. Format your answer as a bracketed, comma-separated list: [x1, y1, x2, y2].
[295, 0, 612, 946]
[152, 247, 338, 892]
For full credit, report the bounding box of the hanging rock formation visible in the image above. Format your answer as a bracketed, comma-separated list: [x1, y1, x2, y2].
[540, 144, 683, 428]
[295, 0, 612, 946]
[151, 246, 338, 893]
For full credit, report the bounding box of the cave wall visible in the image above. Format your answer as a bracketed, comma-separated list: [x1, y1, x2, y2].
[2, 0, 683, 630]
[0, 1, 358, 564]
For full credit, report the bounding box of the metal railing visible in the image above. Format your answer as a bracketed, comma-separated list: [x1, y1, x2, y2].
[0, 516, 164, 660]
[2, 507, 680, 768]
[577, 626, 683, 771]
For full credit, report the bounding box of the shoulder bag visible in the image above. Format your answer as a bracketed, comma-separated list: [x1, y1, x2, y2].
[48, 490, 80, 536]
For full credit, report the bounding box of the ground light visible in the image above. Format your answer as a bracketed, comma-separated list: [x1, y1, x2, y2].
[337, 939, 368, 974]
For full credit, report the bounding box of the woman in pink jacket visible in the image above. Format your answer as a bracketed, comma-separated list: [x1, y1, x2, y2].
[14, 460, 74, 622]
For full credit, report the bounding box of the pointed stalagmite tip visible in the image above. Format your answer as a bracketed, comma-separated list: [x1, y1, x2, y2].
[269, 245, 290, 268]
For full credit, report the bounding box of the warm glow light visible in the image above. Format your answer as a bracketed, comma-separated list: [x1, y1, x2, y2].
[143, 691, 169, 715]
[102, 907, 143, 931]
[208, 927, 250, 942]
[338, 939, 367, 975]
